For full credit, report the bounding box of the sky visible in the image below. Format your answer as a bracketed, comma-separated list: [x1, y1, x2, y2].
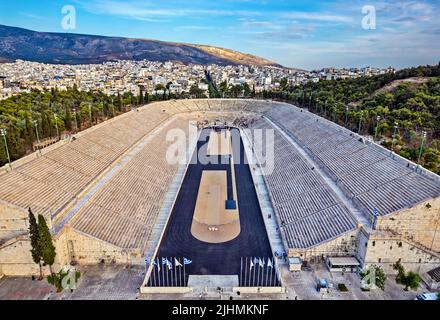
[0, 0, 439, 70]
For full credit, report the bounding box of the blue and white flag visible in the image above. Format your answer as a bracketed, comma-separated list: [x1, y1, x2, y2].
[259, 258, 265, 268]
[175, 258, 183, 267]
[372, 208, 379, 217]
[162, 257, 172, 270]
[267, 258, 273, 268]
[155, 259, 160, 271]
[183, 257, 192, 265]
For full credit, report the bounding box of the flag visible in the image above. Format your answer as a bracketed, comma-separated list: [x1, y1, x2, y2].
[155, 259, 160, 272]
[250, 259, 254, 270]
[175, 258, 183, 267]
[162, 258, 172, 270]
[259, 258, 265, 268]
[253, 257, 259, 264]
[267, 259, 273, 268]
[183, 258, 192, 265]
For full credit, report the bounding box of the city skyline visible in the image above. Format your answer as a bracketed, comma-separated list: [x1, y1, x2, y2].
[0, 0, 439, 70]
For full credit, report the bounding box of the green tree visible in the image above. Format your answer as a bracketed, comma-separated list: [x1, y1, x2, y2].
[404, 272, 422, 291]
[360, 265, 386, 290]
[28, 208, 43, 279]
[38, 214, 56, 275]
[393, 261, 421, 291]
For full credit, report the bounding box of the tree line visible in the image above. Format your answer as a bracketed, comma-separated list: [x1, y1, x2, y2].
[0, 87, 140, 166]
[1, 64, 439, 173]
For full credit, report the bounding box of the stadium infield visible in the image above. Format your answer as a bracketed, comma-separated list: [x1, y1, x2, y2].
[154, 128, 273, 282]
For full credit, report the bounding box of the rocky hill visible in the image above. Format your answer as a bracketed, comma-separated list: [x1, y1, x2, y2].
[0, 24, 281, 67]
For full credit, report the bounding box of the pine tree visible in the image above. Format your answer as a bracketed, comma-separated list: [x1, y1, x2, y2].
[28, 208, 43, 279]
[38, 214, 56, 275]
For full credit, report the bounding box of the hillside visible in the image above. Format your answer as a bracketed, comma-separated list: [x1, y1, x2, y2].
[190, 44, 281, 68]
[0, 24, 280, 67]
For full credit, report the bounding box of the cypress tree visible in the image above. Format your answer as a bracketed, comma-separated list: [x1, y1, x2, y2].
[37, 214, 56, 275]
[28, 208, 43, 279]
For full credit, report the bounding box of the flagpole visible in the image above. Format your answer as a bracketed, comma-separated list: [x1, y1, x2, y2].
[151, 261, 155, 287]
[174, 258, 177, 287]
[269, 257, 273, 287]
[169, 257, 173, 287]
[257, 259, 260, 286]
[166, 257, 170, 286]
[159, 258, 163, 287]
[179, 258, 182, 287]
[240, 257, 243, 286]
[183, 259, 186, 287]
[155, 258, 158, 287]
[253, 257, 256, 287]
[265, 258, 269, 287]
[244, 257, 247, 287]
[161, 257, 165, 287]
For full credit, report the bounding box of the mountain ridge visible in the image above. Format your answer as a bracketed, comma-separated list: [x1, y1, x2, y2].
[0, 24, 282, 67]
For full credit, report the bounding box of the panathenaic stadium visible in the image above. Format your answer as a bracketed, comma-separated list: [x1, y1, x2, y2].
[1, 99, 440, 292]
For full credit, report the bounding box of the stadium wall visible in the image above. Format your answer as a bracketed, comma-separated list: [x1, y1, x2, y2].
[288, 229, 359, 262]
[0, 201, 28, 241]
[55, 226, 143, 266]
[375, 197, 440, 253]
[359, 230, 440, 274]
[0, 236, 62, 276]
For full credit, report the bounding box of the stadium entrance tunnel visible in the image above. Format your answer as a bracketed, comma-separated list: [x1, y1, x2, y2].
[147, 127, 280, 288]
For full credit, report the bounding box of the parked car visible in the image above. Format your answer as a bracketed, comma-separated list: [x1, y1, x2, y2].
[316, 278, 329, 293]
[414, 292, 439, 300]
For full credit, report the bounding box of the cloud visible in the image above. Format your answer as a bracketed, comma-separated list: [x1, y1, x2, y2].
[283, 11, 354, 23]
[19, 12, 43, 20]
[76, 0, 261, 21]
[176, 25, 218, 30]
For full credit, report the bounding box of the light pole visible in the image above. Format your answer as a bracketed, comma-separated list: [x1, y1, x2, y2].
[344, 106, 349, 128]
[33, 120, 41, 145]
[72, 108, 78, 131]
[358, 111, 363, 134]
[88, 103, 93, 125]
[374, 116, 381, 141]
[54, 113, 60, 139]
[111, 98, 116, 117]
[416, 131, 427, 172]
[392, 122, 398, 153]
[0, 128, 11, 169]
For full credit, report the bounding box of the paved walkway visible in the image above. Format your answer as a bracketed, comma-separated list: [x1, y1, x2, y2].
[240, 128, 296, 297]
[240, 128, 286, 261]
[141, 126, 199, 286]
